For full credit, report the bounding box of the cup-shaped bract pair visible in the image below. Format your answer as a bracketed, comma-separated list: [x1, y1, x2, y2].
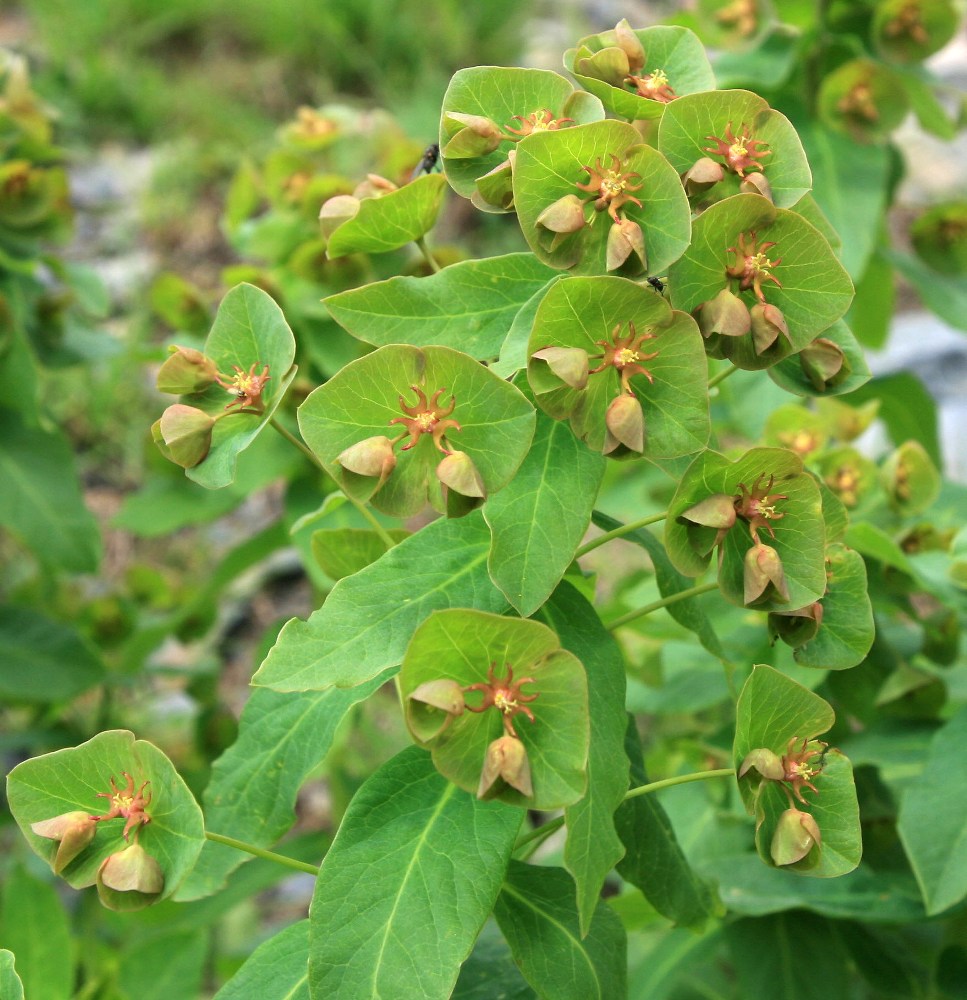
[527, 276, 709, 459]
[666, 447, 826, 610]
[564, 22, 715, 122]
[514, 119, 691, 276]
[658, 89, 811, 209]
[399, 610, 590, 810]
[152, 283, 297, 489]
[440, 67, 605, 213]
[817, 58, 910, 143]
[668, 193, 854, 371]
[298, 344, 536, 518]
[6, 730, 205, 909]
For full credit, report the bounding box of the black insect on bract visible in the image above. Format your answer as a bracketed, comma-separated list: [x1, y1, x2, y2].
[410, 143, 441, 181]
[646, 276, 666, 295]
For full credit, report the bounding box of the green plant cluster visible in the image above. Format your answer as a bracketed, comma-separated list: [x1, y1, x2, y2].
[3, 3, 967, 999]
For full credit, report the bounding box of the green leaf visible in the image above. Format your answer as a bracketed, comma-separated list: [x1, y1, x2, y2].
[847, 247, 894, 348]
[399, 609, 589, 809]
[308, 746, 522, 1000]
[847, 371, 941, 466]
[615, 717, 721, 929]
[514, 121, 692, 277]
[0, 605, 104, 702]
[118, 928, 209, 1000]
[767, 320, 871, 397]
[564, 25, 715, 122]
[214, 921, 309, 1000]
[591, 510, 726, 659]
[781, 543, 875, 670]
[452, 924, 536, 1000]
[897, 707, 967, 915]
[494, 861, 627, 1000]
[176, 670, 391, 900]
[668, 193, 854, 368]
[0, 951, 24, 1000]
[658, 90, 812, 209]
[182, 283, 297, 489]
[253, 511, 508, 692]
[540, 582, 629, 934]
[665, 447, 827, 611]
[712, 25, 801, 90]
[883, 248, 967, 332]
[492, 276, 565, 378]
[526, 276, 709, 457]
[485, 408, 605, 616]
[297, 344, 535, 518]
[795, 117, 890, 278]
[326, 173, 448, 256]
[733, 663, 834, 813]
[725, 912, 850, 1000]
[0, 408, 100, 572]
[6, 730, 205, 897]
[311, 527, 409, 581]
[324, 253, 559, 360]
[0, 867, 72, 1000]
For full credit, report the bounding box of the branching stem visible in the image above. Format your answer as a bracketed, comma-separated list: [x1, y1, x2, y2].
[605, 580, 719, 630]
[575, 510, 668, 558]
[205, 830, 320, 876]
[708, 364, 739, 389]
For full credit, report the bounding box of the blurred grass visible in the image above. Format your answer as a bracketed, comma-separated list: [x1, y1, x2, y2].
[10, 0, 535, 148]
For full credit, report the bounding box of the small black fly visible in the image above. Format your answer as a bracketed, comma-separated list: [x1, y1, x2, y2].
[410, 143, 441, 182]
[646, 276, 667, 295]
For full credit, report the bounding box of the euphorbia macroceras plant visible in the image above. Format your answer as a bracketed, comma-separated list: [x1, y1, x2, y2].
[12, 16, 923, 1000]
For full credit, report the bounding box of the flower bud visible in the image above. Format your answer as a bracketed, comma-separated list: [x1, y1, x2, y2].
[800, 337, 849, 391]
[536, 195, 587, 234]
[680, 493, 736, 555]
[604, 394, 644, 454]
[769, 602, 824, 648]
[740, 171, 773, 201]
[319, 194, 360, 240]
[614, 19, 646, 71]
[158, 404, 215, 468]
[156, 346, 219, 395]
[478, 735, 533, 799]
[750, 302, 790, 355]
[575, 46, 630, 86]
[353, 173, 397, 200]
[442, 113, 503, 158]
[407, 679, 466, 743]
[696, 289, 751, 340]
[337, 435, 396, 489]
[472, 153, 515, 213]
[606, 217, 647, 272]
[738, 747, 784, 781]
[96, 843, 165, 911]
[437, 451, 486, 517]
[682, 157, 724, 195]
[31, 811, 98, 874]
[744, 542, 790, 605]
[531, 346, 590, 390]
[771, 808, 821, 866]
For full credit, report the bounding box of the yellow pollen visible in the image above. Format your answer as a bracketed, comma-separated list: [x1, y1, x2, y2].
[730, 138, 749, 157]
[750, 252, 774, 274]
[494, 690, 517, 714]
[616, 348, 639, 366]
[650, 69, 669, 87]
[416, 413, 436, 432]
[602, 174, 625, 195]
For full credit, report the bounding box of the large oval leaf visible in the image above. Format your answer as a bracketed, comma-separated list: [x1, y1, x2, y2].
[309, 746, 521, 1000]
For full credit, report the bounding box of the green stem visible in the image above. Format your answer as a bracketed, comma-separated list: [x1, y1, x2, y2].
[575, 510, 668, 559]
[512, 768, 734, 854]
[269, 417, 397, 549]
[605, 580, 719, 631]
[622, 767, 735, 802]
[205, 830, 320, 876]
[415, 236, 441, 273]
[708, 364, 739, 389]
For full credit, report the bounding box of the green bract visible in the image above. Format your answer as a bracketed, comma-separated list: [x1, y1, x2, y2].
[665, 446, 826, 610]
[768, 319, 872, 397]
[564, 24, 716, 121]
[658, 89, 811, 208]
[513, 120, 691, 276]
[6, 730, 204, 899]
[526, 275, 709, 457]
[399, 610, 590, 809]
[297, 344, 536, 517]
[440, 66, 605, 210]
[668, 192, 853, 369]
